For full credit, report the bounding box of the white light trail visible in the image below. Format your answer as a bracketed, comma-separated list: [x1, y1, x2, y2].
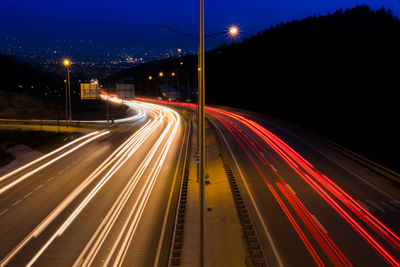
[0, 102, 164, 267]
[0, 131, 100, 184]
[18, 101, 181, 267]
[0, 131, 110, 195]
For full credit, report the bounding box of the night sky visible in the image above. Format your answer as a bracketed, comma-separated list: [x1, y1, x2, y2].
[2, 0, 400, 33]
[2, 0, 400, 56]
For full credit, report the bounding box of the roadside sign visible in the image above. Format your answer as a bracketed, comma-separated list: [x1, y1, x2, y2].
[80, 83, 99, 100]
[116, 83, 135, 100]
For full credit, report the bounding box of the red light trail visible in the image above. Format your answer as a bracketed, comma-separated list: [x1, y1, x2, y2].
[135, 97, 400, 266]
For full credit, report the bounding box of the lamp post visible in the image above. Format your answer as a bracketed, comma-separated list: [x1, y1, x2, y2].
[158, 72, 164, 97]
[63, 59, 72, 123]
[199, 0, 205, 266]
[148, 75, 153, 96]
[164, 19, 240, 267]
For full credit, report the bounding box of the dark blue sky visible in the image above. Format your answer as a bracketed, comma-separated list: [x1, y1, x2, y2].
[1, 0, 400, 60]
[2, 0, 400, 32]
[0, 0, 400, 28]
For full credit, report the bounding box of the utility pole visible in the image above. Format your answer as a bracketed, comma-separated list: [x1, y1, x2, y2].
[63, 59, 71, 123]
[67, 66, 72, 122]
[198, 0, 205, 266]
[107, 87, 110, 124]
[65, 79, 68, 123]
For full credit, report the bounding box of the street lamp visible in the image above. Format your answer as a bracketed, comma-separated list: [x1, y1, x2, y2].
[199, 1, 205, 266]
[228, 25, 239, 36]
[158, 72, 164, 77]
[63, 59, 72, 123]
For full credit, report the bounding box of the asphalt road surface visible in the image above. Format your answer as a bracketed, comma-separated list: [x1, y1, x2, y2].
[0, 100, 190, 267]
[136, 97, 400, 267]
[207, 106, 400, 267]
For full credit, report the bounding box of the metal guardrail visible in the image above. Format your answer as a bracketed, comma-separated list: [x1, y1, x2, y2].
[0, 119, 107, 131]
[216, 134, 268, 266]
[169, 122, 192, 266]
[301, 129, 400, 185]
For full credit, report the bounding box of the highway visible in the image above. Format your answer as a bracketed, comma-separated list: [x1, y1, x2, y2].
[0, 100, 189, 267]
[136, 97, 400, 267]
[207, 106, 400, 267]
[2, 95, 400, 267]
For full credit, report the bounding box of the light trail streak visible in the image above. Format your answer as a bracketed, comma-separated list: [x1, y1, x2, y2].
[17, 102, 181, 267]
[276, 182, 351, 266]
[0, 131, 110, 195]
[126, 98, 400, 265]
[0, 131, 100, 184]
[207, 107, 400, 266]
[0, 102, 164, 266]
[78, 95, 147, 124]
[104, 109, 180, 267]
[209, 119, 285, 267]
[0, 117, 156, 266]
[267, 183, 325, 267]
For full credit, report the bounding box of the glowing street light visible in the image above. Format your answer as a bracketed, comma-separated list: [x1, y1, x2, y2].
[228, 26, 239, 36]
[63, 59, 71, 67]
[63, 58, 72, 123]
[158, 72, 164, 77]
[148, 75, 153, 80]
[171, 72, 176, 77]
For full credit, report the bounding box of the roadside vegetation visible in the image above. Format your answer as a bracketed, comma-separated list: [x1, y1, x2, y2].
[0, 129, 72, 154]
[107, 5, 400, 173]
[0, 148, 15, 168]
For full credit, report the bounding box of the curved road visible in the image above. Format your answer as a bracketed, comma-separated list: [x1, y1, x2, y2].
[0, 100, 190, 267]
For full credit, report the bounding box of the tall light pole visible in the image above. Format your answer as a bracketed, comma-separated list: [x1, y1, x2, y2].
[63, 59, 72, 123]
[198, 0, 205, 266]
[164, 19, 240, 267]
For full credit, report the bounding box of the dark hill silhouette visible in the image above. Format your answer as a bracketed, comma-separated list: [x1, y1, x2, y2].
[106, 5, 400, 172]
[0, 55, 127, 120]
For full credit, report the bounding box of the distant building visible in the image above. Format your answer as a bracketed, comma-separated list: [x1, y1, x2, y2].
[160, 84, 180, 101]
[116, 83, 135, 100]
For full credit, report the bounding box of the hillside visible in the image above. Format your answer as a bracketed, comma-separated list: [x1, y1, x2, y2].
[107, 5, 400, 172]
[0, 55, 129, 120]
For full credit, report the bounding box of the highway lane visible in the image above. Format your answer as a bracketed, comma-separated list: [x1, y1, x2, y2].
[0, 121, 148, 264]
[207, 107, 400, 267]
[134, 98, 400, 267]
[0, 100, 189, 267]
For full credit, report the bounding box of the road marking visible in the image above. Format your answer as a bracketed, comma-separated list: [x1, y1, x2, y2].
[210, 119, 284, 267]
[286, 184, 296, 195]
[380, 201, 399, 213]
[365, 200, 386, 213]
[28, 103, 179, 267]
[35, 184, 44, 191]
[0, 209, 8, 216]
[0, 131, 100, 185]
[270, 164, 278, 173]
[154, 116, 189, 267]
[0, 131, 110, 196]
[12, 199, 22, 207]
[24, 192, 32, 198]
[357, 200, 374, 212]
[46, 177, 55, 183]
[57, 170, 64, 175]
[312, 148, 398, 201]
[311, 214, 328, 233]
